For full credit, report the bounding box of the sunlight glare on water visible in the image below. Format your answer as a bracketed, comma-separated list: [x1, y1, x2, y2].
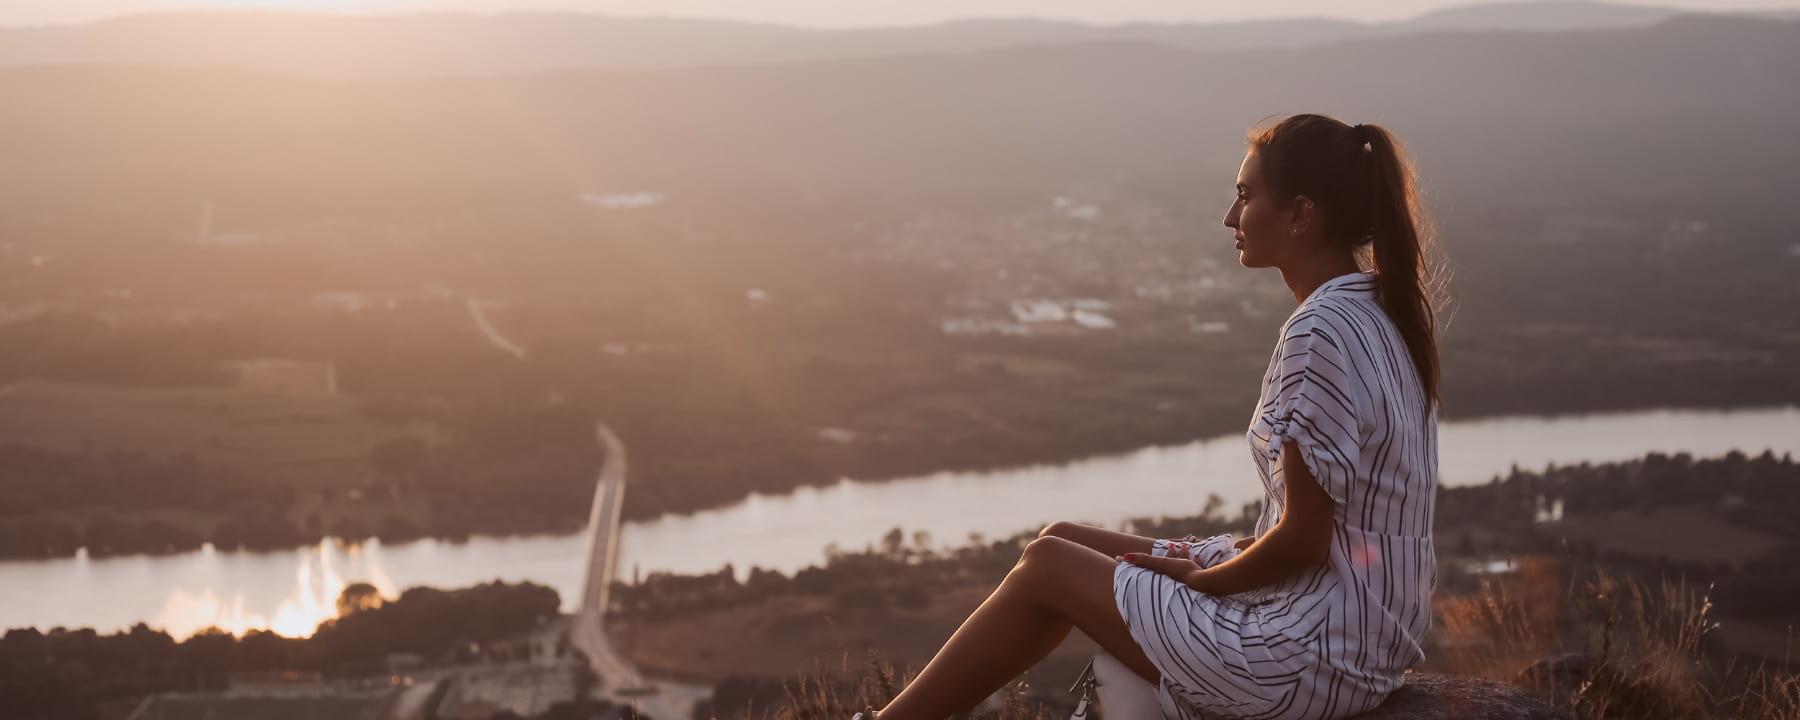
[151, 538, 400, 639]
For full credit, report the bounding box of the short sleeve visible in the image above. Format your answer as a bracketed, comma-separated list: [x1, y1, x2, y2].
[1264, 314, 1363, 507]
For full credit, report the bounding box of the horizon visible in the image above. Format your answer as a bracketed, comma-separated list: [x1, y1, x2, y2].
[4, 0, 1799, 29]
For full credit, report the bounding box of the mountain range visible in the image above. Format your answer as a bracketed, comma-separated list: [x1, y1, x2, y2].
[0, 8, 1795, 239]
[1, 1, 1796, 78]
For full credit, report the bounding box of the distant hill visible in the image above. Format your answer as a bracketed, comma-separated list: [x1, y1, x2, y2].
[1403, 0, 1684, 31]
[0, 13, 1794, 225]
[0, 1, 1777, 78]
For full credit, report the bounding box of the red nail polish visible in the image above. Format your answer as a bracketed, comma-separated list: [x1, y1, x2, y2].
[1125, 553, 1140, 561]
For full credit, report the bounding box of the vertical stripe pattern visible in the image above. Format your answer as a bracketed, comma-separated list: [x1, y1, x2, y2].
[1112, 271, 1438, 720]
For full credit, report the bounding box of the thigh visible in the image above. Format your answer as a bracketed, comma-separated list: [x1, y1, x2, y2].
[1013, 535, 1161, 684]
[1040, 520, 1157, 558]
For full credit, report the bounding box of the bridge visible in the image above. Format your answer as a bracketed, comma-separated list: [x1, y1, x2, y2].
[465, 296, 708, 718]
[568, 423, 709, 719]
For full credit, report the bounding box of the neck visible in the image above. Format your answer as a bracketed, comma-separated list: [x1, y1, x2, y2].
[1279, 255, 1365, 305]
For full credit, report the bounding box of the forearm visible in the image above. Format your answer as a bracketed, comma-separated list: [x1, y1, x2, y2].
[1186, 523, 1320, 596]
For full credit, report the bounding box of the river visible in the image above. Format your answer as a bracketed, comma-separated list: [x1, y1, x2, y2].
[1, 405, 1795, 638]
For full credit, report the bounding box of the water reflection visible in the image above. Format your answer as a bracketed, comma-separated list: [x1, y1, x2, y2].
[151, 539, 400, 638]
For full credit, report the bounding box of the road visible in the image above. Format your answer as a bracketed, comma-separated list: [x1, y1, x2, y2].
[570, 423, 639, 690]
[465, 294, 711, 719]
[466, 297, 529, 360]
[568, 425, 712, 719]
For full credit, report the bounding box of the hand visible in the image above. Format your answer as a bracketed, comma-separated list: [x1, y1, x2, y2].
[1233, 536, 1256, 551]
[1119, 552, 1208, 593]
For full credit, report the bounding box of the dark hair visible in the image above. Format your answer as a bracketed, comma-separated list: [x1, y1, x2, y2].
[1248, 113, 1444, 409]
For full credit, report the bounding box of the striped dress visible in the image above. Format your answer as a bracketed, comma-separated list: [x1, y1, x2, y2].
[1112, 271, 1438, 720]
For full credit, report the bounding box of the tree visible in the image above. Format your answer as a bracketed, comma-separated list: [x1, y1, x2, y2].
[1203, 493, 1225, 521]
[881, 526, 906, 558]
[336, 582, 385, 617]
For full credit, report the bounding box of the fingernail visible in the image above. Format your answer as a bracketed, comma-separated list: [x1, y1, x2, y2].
[1124, 553, 1140, 562]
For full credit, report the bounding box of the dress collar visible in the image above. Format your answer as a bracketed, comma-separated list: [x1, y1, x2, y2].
[1301, 271, 1378, 305]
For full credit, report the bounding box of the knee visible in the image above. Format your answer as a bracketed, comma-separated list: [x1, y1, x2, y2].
[1039, 520, 1082, 541]
[1007, 536, 1092, 601]
[1018, 534, 1074, 567]
[1023, 524, 1071, 565]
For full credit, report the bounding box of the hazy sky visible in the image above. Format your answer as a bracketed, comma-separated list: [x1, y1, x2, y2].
[4, 0, 1797, 28]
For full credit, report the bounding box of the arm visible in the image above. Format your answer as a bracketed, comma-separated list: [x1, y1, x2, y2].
[1124, 439, 1334, 595]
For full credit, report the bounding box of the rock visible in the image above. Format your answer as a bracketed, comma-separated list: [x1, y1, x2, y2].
[1515, 652, 1594, 707]
[1352, 672, 1570, 720]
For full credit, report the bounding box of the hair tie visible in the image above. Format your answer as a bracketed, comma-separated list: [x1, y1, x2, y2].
[1353, 123, 1371, 146]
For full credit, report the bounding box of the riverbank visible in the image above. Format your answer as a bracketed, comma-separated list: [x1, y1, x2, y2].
[3, 429, 1797, 638]
[3, 387, 1795, 566]
[610, 454, 1800, 720]
[5, 453, 1795, 720]
[606, 450, 1800, 682]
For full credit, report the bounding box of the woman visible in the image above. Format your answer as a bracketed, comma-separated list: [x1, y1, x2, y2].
[859, 113, 1443, 720]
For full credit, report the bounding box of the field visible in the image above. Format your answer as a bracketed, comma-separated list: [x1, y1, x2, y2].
[0, 376, 447, 487]
[1540, 503, 1787, 569]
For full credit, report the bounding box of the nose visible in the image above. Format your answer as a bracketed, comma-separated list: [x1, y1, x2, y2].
[1222, 202, 1239, 229]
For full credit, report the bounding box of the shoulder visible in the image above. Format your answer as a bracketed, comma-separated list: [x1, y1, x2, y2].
[1279, 297, 1372, 356]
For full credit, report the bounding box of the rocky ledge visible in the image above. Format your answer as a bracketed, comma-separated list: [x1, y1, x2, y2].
[1353, 672, 1570, 720]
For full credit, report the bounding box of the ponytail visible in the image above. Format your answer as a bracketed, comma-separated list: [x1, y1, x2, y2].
[1359, 124, 1441, 410]
[1250, 115, 1444, 410]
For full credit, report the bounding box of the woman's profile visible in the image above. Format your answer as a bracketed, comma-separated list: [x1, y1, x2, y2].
[856, 113, 1444, 720]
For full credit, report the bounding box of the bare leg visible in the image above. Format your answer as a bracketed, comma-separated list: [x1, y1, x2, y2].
[876, 536, 1160, 720]
[1039, 520, 1158, 557]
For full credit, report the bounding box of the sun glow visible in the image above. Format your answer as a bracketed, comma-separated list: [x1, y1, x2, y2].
[155, 538, 400, 640]
[145, 1, 457, 14]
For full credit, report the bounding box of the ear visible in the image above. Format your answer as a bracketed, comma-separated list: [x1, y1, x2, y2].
[1288, 195, 1316, 234]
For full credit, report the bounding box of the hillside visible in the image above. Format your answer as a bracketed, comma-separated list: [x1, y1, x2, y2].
[0, 1, 1773, 78]
[2, 13, 1797, 550]
[0, 15, 1796, 218]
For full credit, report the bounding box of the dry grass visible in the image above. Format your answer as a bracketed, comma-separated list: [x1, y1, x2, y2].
[1432, 555, 1570, 678]
[1430, 554, 1799, 720]
[736, 557, 1797, 720]
[747, 651, 1058, 720]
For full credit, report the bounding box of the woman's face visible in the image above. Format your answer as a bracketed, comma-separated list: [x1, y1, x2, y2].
[1221, 150, 1301, 269]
